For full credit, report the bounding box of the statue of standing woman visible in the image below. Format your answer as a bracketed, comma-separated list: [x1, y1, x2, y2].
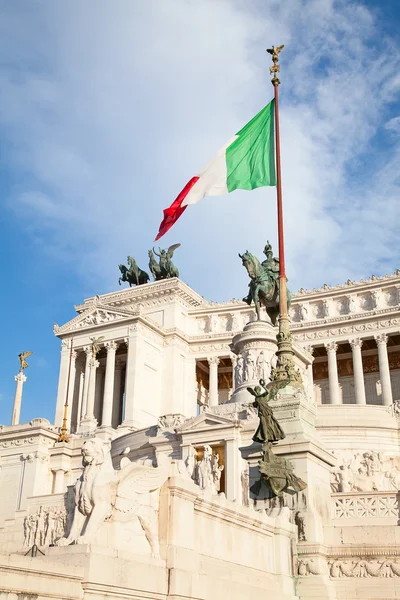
[247, 379, 285, 444]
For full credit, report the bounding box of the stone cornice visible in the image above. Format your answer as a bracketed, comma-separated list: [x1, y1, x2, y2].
[75, 278, 206, 312]
[293, 270, 400, 298]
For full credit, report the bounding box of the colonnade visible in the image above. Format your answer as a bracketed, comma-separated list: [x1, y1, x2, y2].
[199, 356, 237, 408]
[321, 334, 393, 406]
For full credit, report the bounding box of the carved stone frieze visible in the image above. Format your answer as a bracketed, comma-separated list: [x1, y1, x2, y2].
[331, 450, 400, 492]
[328, 558, 400, 578]
[157, 414, 187, 431]
[23, 506, 67, 547]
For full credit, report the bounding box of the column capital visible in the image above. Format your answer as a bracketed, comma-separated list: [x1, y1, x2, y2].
[14, 373, 27, 383]
[105, 340, 119, 352]
[84, 345, 92, 357]
[88, 358, 100, 369]
[325, 342, 338, 353]
[375, 333, 389, 346]
[207, 356, 220, 366]
[349, 337, 363, 349]
[303, 345, 314, 356]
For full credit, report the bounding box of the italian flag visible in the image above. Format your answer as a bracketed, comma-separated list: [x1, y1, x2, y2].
[155, 99, 277, 240]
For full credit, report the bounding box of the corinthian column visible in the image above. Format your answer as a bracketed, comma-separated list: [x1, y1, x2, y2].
[12, 372, 27, 425]
[208, 357, 220, 407]
[375, 334, 393, 406]
[85, 357, 99, 420]
[80, 347, 92, 420]
[350, 338, 366, 405]
[325, 342, 341, 404]
[102, 341, 118, 427]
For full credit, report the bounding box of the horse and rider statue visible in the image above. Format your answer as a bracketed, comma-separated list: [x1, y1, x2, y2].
[239, 241, 291, 326]
[118, 244, 181, 287]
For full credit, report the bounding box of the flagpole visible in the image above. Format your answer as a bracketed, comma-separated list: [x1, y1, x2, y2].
[268, 46, 302, 388]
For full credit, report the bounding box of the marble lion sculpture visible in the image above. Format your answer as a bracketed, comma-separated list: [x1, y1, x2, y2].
[57, 437, 170, 554]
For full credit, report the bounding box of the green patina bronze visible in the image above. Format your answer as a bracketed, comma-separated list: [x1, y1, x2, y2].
[118, 256, 150, 287]
[149, 244, 181, 280]
[239, 241, 291, 325]
[248, 378, 307, 497]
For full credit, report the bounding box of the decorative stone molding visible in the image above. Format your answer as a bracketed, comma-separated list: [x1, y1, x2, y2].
[294, 270, 400, 296]
[333, 492, 398, 519]
[328, 558, 400, 578]
[298, 558, 325, 576]
[375, 333, 388, 345]
[293, 317, 399, 341]
[105, 340, 119, 352]
[207, 356, 220, 366]
[349, 338, 363, 349]
[157, 413, 187, 431]
[88, 358, 100, 369]
[325, 342, 338, 353]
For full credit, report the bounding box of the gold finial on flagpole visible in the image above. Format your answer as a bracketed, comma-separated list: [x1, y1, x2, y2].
[267, 45, 284, 86]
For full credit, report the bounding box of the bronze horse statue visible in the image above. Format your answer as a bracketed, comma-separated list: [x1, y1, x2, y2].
[239, 250, 291, 326]
[118, 256, 150, 287]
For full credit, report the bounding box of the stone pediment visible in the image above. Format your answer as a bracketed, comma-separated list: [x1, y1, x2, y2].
[54, 306, 139, 335]
[176, 411, 238, 434]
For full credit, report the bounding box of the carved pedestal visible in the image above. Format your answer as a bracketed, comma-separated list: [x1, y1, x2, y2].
[229, 321, 313, 404]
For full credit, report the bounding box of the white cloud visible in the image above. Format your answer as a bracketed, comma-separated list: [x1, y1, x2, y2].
[386, 116, 400, 133]
[0, 0, 399, 301]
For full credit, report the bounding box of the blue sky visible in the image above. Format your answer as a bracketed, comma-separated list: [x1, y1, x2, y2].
[0, 0, 399, 425]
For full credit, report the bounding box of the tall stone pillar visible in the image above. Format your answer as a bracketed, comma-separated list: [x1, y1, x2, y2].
[208, 357, 220, 407]
[225, 438, 240, 502]
[304, 345, 314, 400]
[84, 357, 99, 422]
[375, 333, 393, 406]
[12, 372, 27, 425]
[66, 351, 77, 430]
[350, 338, 366, 405]
[325, 342, 341, 404]
[54, 340, 70, 427]
[75, 365, 85, 428]
[102, 341, 118, 427]
[112, 359, 124, 427]
[122, 326, 142, 427]
[80, 347, 92, 421]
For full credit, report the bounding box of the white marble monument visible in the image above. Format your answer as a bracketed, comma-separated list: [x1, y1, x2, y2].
[1, 272, 400, 598]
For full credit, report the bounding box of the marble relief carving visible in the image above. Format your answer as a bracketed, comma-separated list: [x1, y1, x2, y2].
[186, 445, 224, 495]
[328, 559, 400, 578]
[23, 506, 67, 547]
[331, 451, 400, 492]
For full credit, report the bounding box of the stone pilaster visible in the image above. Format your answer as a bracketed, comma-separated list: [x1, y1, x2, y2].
[325, 342, 341, 404]
[101, 341, 118, 427]
[350, 338, 366, 405]
[66, 350, 77, 430]
[375, 333, 393, 406]
[207, 357, 220, 407]
[112, 359, 124, 428]
[80, 346, 92, 421]
[83, 357, 99, 428]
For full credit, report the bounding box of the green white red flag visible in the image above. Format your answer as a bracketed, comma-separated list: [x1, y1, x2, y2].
[155, 100, 276, 240]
